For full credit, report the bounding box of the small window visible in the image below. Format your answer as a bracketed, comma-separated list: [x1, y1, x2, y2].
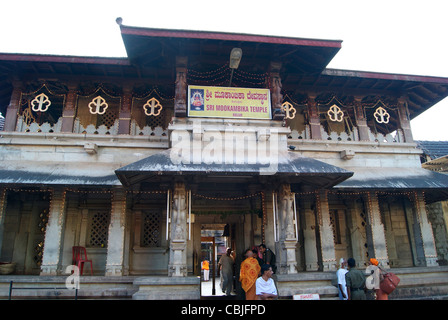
[141, 211, 161, 247]
[88, 210, 110, 248]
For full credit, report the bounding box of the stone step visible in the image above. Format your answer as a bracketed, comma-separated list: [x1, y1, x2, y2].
[1, 266, 447, 300]
[277, 266, 448, 300]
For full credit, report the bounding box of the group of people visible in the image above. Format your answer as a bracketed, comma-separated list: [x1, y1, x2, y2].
[203, 250, 391, 300]
[201, 244, 277, 300]
[239, 244, 278, 300]
[201, 247, 235, 296]
[336, 257, 389, 300]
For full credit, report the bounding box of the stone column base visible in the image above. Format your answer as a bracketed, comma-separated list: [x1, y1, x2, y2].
[105, 265, 124, 276]
[284, 239, 298, 274]
[169, 241, 187, 277]
[40, 264, 58, 276]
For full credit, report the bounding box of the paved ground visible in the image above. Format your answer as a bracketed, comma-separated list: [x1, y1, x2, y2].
[201, 277, 225, 297]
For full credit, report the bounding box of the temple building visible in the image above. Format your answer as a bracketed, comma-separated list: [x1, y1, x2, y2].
[0, 20, 448, 299]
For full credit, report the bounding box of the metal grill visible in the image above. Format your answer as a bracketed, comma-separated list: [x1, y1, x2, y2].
[142, 211, 161, 247]
[99, 107, 118, 129]
[89, 211, 110, 248]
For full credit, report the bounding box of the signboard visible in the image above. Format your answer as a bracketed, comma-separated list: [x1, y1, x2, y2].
[293, 293, 320, 300]
[188, 85, 271, 119]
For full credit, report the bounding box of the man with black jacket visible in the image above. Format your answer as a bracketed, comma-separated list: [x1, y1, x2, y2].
[259, 244, 276, 274]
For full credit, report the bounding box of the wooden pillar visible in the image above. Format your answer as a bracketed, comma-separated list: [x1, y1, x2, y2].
[40, 188, 67, 275]
[105, 189, 128, 276]
[307, 94, 322, 140]
[269, 62, 285, 121]
[61, 84, 77, 132]
[3, 80, 22, 132]
[354, 96, 370, 141]
[174, 56, 188, 117]
[118, 87, 132, 134]
[316, 190, 337, 271]
[365, 192, 389, 268]
[397, 97, 413, 143]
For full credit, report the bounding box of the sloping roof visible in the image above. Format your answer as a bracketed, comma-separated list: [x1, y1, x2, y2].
[115, 149, 353, 188]
[0, 161, 121, 187]
[1, 24, 448, 124]
[417, 140, 448, 160]
[334, 166, 448, 203]
[119, 25, 342, 75]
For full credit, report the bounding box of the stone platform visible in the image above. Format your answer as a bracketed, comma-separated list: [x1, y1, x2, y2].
[1, 266, 447, 300]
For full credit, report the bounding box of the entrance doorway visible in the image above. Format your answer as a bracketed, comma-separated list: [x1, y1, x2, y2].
[190, 187, 264, 299]
[200, 224, 230, 297]
[199, 223, 241, 298]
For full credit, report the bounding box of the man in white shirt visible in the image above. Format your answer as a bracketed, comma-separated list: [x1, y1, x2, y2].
[256, 264, 278, 300]
[336, 258, 348, 300]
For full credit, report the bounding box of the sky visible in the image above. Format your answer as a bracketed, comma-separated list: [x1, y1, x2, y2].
[1, 0, 447, 140]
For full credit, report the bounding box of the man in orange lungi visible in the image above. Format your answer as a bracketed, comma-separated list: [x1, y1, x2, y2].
[201, 259, 210, 281]
[239, 249, 261, 300]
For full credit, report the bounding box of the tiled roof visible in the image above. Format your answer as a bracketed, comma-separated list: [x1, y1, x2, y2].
[416, 140, 448, 160]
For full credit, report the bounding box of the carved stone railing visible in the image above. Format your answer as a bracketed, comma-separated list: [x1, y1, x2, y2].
[16, 116, 63, 133]
[287, 124, 404, 144]
[288, 126, 310, 140]
[368, 129, 403, 143]
[73, 118, 120, 135]
[130, 120, 167, 137]
[320, 127, 358, 142]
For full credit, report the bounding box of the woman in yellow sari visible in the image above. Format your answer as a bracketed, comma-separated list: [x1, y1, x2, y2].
[239, 249, 261, 300]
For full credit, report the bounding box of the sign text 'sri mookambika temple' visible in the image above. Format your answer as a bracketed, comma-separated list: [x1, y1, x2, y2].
[0, 19, 448, 299]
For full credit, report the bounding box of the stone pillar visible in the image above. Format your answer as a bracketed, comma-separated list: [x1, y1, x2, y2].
[353, 96, 370, 141]
[118, 86, 132, 134]
[269, 62, 285, 121]
[275, 184, 297, 274]
[307, 94, 322, 140]
[169, 181, 188, 276]
[301, 197, 319, 271]
[174, 56, 188, 117]
[397, 97, 414, 143]
[0, 188, 8, 258]
[412, 191, 438, 267]
[40, 188, 67, 275]
[365, 192, 389, 268]
[61, 84, 77, 132]
[346, 198, 368, 267]
[105, 189, 127, 276]
[79, 209, 89, 247]
[3, 80, 22, 132]
[316, 190, 337, 271]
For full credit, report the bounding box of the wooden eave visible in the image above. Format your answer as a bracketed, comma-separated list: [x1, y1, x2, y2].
[0, 26, 447, 122]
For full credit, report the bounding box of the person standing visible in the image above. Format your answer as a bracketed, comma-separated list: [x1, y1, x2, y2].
[218, 248, 235, 296]
[239, 249, 261, 300]
[345, 258, 366, 300]
[201, 259, 210, 282]
[259, 244, 277, 273]
[366, 258, 388, 300]
[336, 258, 348, 300]
[256, 264, 278, 300]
